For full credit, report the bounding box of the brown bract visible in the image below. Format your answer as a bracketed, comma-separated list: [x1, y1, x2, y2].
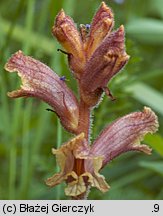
[5, 51, 79, 133]
[53, 2, 129, 107]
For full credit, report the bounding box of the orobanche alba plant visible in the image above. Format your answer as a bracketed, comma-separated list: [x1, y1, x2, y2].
[5, 2, 159, 199]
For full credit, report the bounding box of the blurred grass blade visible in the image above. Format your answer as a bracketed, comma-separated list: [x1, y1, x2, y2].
[19, 101, 33, 198]
[110, 170, 151, 190]
[138, 69, 163, 81]
[125, 82, 163, 116]
[51, 39, 63, 200]
[63, 0, 76, 16]
[139, 161, 163, 176]
[145, 134, 163, 157]
[0, 17, 55, 55]
[149, 0, 163, 18]
[9, 99, 22, 199]
[126, 18, 163, 44]
[18, 0, 35, 199]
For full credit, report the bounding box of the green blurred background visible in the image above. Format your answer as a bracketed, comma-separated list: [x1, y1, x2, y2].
[0, 0, 163, 200]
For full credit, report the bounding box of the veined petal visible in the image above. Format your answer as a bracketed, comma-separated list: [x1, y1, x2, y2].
[82, 26, 129, 92]
[5, 51, 79, 133]
[46, 133, 85, 188]
[86, 1, 114, 58]
[46, 132, 110, 196]
[80, 26, 129, 106]
[65, 172, 87, 197]
[65, 157, 110, 196]
[91, 107, 159, 167]
[85, 157, 110, 193]
[65, 169, 109, 196]
[45, 148, 74, 188]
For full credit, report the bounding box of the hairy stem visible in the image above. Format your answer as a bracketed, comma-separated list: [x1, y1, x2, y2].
[72, 97, 91, 200]
[77, 98, 91, 140]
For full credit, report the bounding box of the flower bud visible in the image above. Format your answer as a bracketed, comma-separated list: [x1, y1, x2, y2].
[85, 1, 114, 58]
[52, 9, 85, 75]
[80, 25, 130, 106]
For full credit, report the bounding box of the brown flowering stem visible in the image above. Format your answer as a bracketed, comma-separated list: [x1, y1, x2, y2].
[5, 2, 159, 200]
[73, 98, 91, 199]
[77, 98, 91, 141]
[75, 99, 90, 199]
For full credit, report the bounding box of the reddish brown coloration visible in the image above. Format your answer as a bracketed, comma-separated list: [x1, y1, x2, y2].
[5, 51, 79, 133]
[80, 25, 130, 106]
[77, 99, 91, 140]
[90, 107, 159, 167]
[53, 2, 129, 107]
[45, 107, 158, 198]
[5, 2, 159, 199]
[52, 9, 85, 75]
[85, 1, 114, 58]
[73, 159, 85, 176]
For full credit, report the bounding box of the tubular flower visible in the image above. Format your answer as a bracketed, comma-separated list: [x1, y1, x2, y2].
[46, 133, 109, 197]
[52, 2, 129, 106]
[5, 51, 79, 133]
[80, 25, 129, 106]
[46, 107, 158, 197]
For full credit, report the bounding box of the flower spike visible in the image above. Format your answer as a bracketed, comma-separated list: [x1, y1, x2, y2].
[5, 2, 159, 199]
[5, 51, 79, 133]
[52, 2, 129, 107]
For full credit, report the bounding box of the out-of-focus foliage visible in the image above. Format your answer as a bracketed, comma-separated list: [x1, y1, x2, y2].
[0, 0, 163, 200]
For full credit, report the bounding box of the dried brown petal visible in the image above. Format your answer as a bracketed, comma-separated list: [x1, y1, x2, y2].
[46, 133, 85, 188]
[85, 157, 110, 193]
[65, 172, 87, 196]
[91, 107, 159, 167]
[80, 25, 129, 106]
[5, 51, 79, 133]
[86, 1, 114, 58]
[52, 9, 85, 75]
[46, 133, 110, 196]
